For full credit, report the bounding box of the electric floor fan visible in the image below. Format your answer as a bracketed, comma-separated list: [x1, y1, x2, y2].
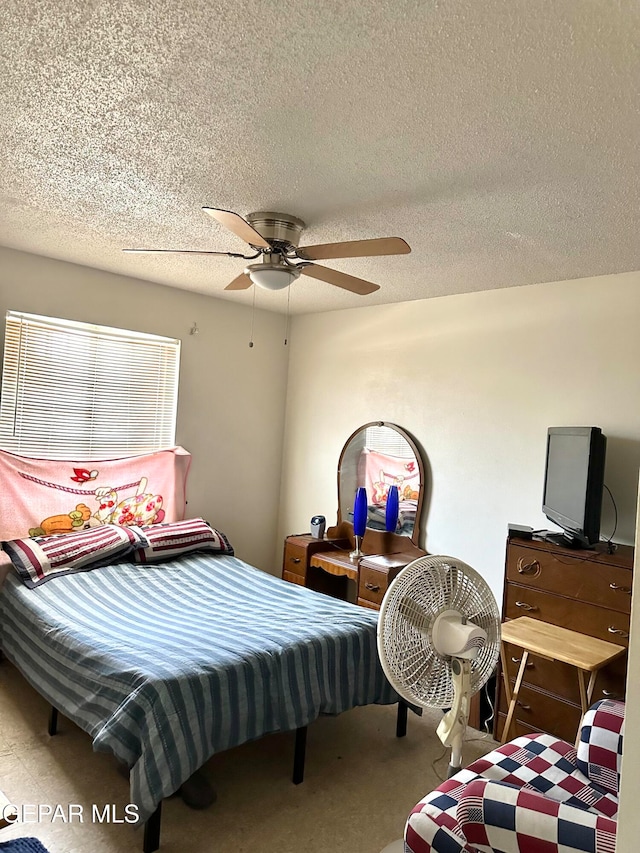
[377, 555, 501, 853]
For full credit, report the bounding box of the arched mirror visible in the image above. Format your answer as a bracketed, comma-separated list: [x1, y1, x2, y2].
[337, 421, 424, 547]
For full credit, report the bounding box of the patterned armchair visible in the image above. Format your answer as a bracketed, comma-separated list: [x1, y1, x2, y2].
[405, 699, 624, 853]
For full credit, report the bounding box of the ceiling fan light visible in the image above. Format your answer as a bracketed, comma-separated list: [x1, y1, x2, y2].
[245, 264, 301, 291]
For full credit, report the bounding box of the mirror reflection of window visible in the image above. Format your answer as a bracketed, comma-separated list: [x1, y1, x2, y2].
[364, 425, 414, 457]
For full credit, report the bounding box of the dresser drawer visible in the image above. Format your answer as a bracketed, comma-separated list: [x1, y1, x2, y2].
[282, 540, 308, 577]
[497, 681, 582, 743]
[502, 641, 627, 705]
[495, 713, 543, 742]
[283, 570, 305, 586]
[358, 566, 387, 607]
[507, 543, 632, 614]
[504, 583, 630, 647]
[357, 597, 380, 610]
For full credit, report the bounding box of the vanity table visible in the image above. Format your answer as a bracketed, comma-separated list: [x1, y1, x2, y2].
[282, 422, 427, 610]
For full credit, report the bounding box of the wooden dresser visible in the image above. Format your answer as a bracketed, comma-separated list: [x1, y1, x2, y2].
[495, 534, 634, 743]
[281, 534, 351, 599]
[281, 532, 423, 610]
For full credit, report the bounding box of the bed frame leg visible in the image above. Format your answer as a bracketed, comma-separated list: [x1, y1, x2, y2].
[143, 802, 162, 853]
[292, 726, 307, 784]
[396, 700, 408, 738]
[48, 706, 58, 736]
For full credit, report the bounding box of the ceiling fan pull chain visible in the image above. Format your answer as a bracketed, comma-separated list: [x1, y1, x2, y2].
[284, 286, 291, 346]
[249, 286, 256, 348]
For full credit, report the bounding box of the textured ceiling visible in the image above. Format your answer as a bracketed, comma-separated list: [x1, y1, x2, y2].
[1, 1, 638, 315]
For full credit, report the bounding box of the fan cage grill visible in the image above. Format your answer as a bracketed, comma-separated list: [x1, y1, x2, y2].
[378, 556, 500, 709]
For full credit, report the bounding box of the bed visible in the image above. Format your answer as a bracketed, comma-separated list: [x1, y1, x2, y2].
[0, 546, 399, 850]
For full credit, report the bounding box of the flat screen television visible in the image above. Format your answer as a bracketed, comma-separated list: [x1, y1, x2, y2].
[542, 426, 606, 548]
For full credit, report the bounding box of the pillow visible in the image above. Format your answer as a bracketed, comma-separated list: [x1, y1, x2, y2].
[133, 518, 234, 564]
[3, 524, 149, 588]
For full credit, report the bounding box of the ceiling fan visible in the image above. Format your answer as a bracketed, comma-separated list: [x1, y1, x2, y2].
[123, 208, 411, 295]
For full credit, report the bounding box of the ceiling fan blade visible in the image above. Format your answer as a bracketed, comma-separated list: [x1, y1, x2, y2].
[202, 207, 271, 249]
[296, 236, 410, 261]
[224, 272, 253, 291]
[123, 248, 251, 258]
[300, 264, 380, 295]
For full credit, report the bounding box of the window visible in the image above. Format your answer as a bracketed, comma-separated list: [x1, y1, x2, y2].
[0, 311, 180, 459]
[364, 424, 414, 458]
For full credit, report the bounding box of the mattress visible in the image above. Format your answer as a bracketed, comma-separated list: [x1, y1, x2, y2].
[0, 553, 396, 821]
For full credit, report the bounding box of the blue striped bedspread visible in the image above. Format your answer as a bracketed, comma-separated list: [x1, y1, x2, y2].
[0, 553, 397, 821]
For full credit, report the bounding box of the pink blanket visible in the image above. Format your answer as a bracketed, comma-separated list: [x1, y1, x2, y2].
[359, 448, 420, 508]
[0, 446, 191, 541]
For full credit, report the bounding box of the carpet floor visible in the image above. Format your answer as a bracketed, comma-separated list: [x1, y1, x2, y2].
[0, 659, 496, 853]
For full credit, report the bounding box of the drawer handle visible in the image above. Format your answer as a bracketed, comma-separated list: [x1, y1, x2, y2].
[515, 601, 537, 611]
[516, 701, 531, 710]
[517, 559, 540, 575]
[602, 690, 621, 699]
[365, 582, 380, 592]
[609, 583, 631, 594]
[511, 656, 534, 668]
[608, 626, 629, 638]
[290, 557, 301, 564]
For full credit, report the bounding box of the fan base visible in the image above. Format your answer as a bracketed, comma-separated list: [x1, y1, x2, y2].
[379, 841, 404, 853]
[246, 211, 305, 249]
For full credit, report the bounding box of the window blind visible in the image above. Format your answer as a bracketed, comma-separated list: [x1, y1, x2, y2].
[0, 311, 181, 460]
[364, 425, 414, 458]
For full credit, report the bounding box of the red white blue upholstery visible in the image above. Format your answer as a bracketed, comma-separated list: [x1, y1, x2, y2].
[405, 699, 623, 853]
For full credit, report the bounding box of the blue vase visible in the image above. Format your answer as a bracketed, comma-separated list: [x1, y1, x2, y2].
[385, 485, 399, 532]
[353, 487, 368, 537]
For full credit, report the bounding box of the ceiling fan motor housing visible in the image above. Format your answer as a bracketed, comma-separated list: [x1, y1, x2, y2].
[245, 211, 306, 250]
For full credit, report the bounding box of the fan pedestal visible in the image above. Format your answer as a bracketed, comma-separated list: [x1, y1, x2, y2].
[436, 658, 471, 776]
[379, 841, 404, 853]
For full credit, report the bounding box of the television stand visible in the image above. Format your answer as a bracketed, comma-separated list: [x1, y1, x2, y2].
[543, 531, 585, 549]
[496, 533, 633, 743]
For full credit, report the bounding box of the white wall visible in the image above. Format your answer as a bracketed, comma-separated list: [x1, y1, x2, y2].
[0, 246, 290, 572]
[2, 249, 636, 593]
[279, 271, 640, 603]
[615, 477, 640, 852]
